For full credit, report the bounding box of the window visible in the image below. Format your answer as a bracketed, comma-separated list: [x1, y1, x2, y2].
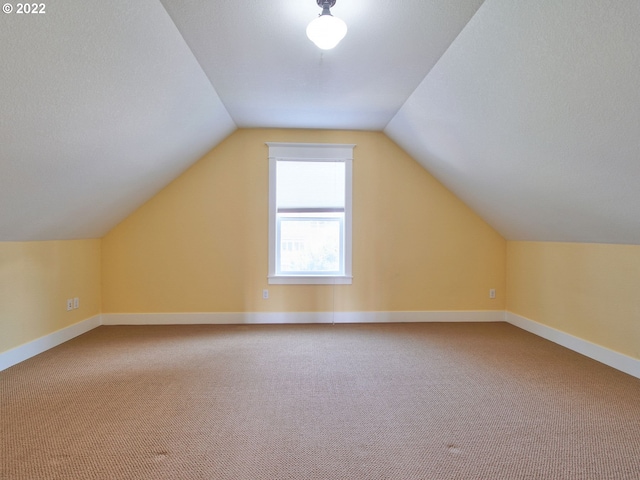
[267, 142, 354, 285]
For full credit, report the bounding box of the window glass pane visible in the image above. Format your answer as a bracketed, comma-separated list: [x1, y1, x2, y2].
[277, 161, 345, 209]
[278, 216, 343, 274]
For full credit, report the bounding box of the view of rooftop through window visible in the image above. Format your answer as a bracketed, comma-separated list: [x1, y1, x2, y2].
[278, 215, 342, 273]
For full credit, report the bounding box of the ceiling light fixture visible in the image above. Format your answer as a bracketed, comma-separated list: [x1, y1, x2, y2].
[306, 0, 347, 50]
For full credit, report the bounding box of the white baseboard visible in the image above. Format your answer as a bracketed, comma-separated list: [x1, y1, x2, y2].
[102, 310, 505, 326]
[505, 312, 640, 380]
[0, 315, 102, 372]
[5, 311, 637, 380]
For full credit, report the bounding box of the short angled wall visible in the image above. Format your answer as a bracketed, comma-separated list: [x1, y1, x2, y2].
[0, 315, 102, 372]
[505, 311, 640, 380]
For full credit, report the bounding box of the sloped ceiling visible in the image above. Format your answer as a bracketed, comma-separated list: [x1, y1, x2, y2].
[0, 0, 235, 240]
[386, 0, 640, 244]
[1, 0, 639, 244]
[159, 0, 484, 130]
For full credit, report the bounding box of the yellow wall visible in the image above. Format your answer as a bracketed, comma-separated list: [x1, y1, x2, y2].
[506, 241, 640, 359]
[0, 239, 101, 353]
[5, 132, 639, 371]
[102, 129, 506, 313]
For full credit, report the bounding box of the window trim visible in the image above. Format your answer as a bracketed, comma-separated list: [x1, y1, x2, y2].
[267, 142, 354, 285]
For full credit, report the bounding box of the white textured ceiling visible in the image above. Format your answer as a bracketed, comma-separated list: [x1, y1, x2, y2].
[1, 0, 639, 245]
[386, 0, 640, 244]
[0, 0, 235, 240]
[159, 0, 484, 130]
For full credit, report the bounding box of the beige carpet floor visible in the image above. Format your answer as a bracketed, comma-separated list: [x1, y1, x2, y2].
[1, 322, 640, 479]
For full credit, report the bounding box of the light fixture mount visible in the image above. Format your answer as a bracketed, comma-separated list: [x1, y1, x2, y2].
[316, 0, 336, 9]
[306, 0, 347, 50]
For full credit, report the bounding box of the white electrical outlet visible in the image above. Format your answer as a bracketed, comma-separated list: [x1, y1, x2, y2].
[262, 289, 269, 299]
[66, 299, 73, 311]
[489, 289, 496, 299]
[73, 297, 79, 309]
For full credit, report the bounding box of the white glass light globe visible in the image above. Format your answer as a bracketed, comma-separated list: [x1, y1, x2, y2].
[306, 14, 347, 50]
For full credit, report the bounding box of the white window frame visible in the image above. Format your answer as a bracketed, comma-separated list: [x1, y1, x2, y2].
[267, 142, 354, 285]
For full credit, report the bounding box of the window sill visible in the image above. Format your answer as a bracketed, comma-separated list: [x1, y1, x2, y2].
[268, 275, 353, 285]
